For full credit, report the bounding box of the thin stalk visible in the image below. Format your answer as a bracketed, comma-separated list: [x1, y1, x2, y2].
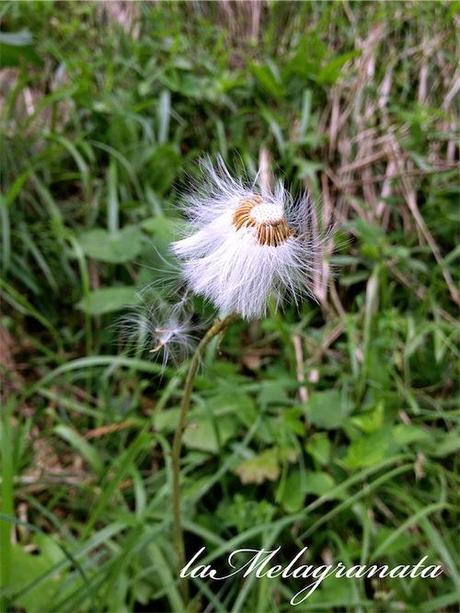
[171, 314, 236, 604]
[1, 399, 14, 612]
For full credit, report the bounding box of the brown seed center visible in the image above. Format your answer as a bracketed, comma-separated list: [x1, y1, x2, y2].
[232, 196, 292, 247]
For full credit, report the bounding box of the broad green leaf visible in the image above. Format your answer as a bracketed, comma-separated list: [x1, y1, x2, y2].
[280, 469, 336, 511]
[302, 390, 352, 429]
[430, 431, 460, 457]
[141, 215, 185, 246]
[78, 226, 144, 263]
[183, 415, 237, 453]
[303, 471, 335, 495]
[207, 385, 257, 427]
[342, 429, 393, 470]
[304, 575, 355, 608]
[145, 145, 181, 194]
[235, 446, 297, 486]
[351, 402, 384, 433]
[306, 432, 331, 466]
[258, 379, 292, 408]
[283, 407, 305, 435]
[9, 543, 63, 611]
[392, 424, 430, 446]
[280, 470, 304, 513]
[284, 34, 327, 80]
[153, 408, 180, 433]
[76, 286, 139, 316]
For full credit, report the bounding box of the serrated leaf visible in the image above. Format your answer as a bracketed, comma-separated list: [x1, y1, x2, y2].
[217, 494, 275, 531]
[235, 449, 280, 484]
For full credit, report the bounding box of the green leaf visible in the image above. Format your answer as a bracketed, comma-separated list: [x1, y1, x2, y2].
[342, 429, 393, 470]
[9, 543, 63, 611]
[258, 379, 291, 408]
[316, 50, 361, 85]
[141, 215, 184, 246]
[234, 449, 280, 484]
[351, 402, 384, 433]
[295, 158, 324, 182]
[284, 34, 327, 80]
[251, 62, 285, 98]
[207, 385, 257, 428]
[280, 470, 304, 513]
[373, 526, 419, 556]
[304, 575, 354, 608]
[146, 145, 181, 194]
[392, 424, 430, 446]
[217, 494, 275, 531]
[302, 390, 352, 430]
[283, 407, 305, 435]
[76, 286, 139, 316]
[306, 432, 331, 466]
[78, 226, 144, 263]
[430, 431, 460, 458]
[303, 471, 335, 495]
[280, 469, 336, 512]
[183, 415, 237, 453]
[153, 408, 180, 433]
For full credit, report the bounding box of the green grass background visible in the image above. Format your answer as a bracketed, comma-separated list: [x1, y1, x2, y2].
[0, 1, 459, 611]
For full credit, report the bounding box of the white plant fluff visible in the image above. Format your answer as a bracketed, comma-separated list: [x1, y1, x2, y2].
[171, 157, 325, 320]
[119, 297, 197, 368]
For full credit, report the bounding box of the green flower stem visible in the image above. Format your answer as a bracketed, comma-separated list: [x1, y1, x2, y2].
[171, 313, 237, 605]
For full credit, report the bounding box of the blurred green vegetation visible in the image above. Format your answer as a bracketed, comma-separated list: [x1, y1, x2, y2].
[0, 1, 459, 611]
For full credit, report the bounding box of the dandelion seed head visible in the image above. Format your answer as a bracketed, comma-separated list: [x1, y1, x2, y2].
[171, 156, 329, 320]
